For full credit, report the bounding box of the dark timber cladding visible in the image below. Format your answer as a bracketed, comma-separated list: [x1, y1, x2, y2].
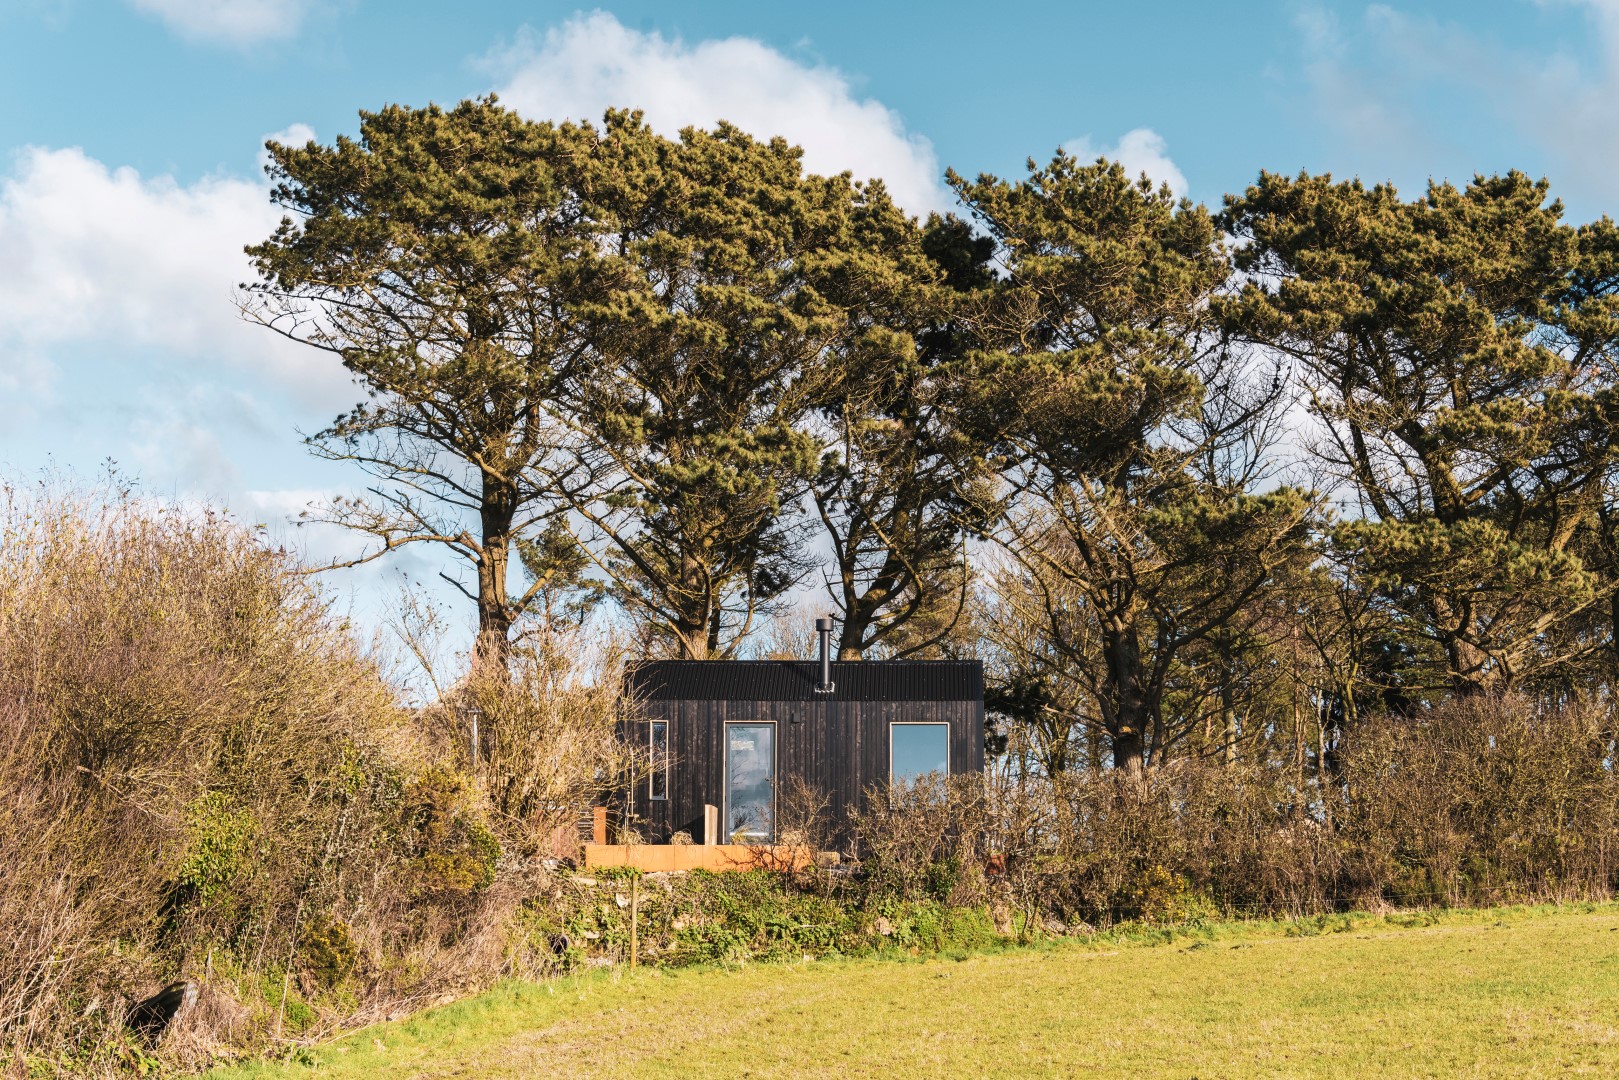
[623, 660, 985, 844]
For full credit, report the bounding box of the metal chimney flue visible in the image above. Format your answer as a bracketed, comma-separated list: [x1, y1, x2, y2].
[814, 618, 835, 694]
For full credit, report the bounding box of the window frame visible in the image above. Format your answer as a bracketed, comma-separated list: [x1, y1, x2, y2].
[889, 721, 951, 788]
[648, 719, 669, 802]
[723, 720, 777, 843]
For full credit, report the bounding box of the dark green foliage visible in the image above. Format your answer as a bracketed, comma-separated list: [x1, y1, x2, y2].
[521, 870, 1002, 969]
[401, 766, 501, 899]
[560, 114, 909, 658]
[299, 919, 359, 989]
[954, 153, 1316, 772]
[514, 518, 605, 645]
[176, 792, 257, 908]
[246, 98, 612, 668]
[810, 211, 999, 659]
[1222, 170, 1619, 695]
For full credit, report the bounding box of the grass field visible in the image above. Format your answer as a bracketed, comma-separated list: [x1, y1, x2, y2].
[215, 904, 1619, 1079]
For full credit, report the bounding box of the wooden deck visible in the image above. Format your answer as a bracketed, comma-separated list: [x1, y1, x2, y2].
[582, 843, 814, 872]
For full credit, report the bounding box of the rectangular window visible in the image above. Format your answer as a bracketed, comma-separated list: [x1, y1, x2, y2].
[649, 720, 668, 801]
[891, 722, 949, 787]
[724, 722, 775, 842]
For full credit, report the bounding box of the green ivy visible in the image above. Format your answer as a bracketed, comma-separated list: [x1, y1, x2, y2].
[176, 791, 256, 905]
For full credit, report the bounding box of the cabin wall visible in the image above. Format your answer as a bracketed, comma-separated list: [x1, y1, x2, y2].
[624, 697, 984, 844]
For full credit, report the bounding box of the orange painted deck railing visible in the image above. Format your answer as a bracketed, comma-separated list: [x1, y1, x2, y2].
[581, 843, 814, 872]
[583, 803, 817, 872]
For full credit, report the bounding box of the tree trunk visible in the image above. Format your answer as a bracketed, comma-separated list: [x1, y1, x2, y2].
[1445, 634, 1492, 698]
[670, 554, 712, 660]
[1221, 681, 1238, 765]
[473, 580, 512, 674]
[836, 568, 870, 660]
[1318, 691, 1341, 784]
[1102, 623, 1149, 776]
[1436, 591, 1493, 697]
[1110, 728, 1146, 776]
[836, 558, 901, 660]
[671, 615, 708, 660]
[706, 607, 723, 658]
[1610, 582, 1619, 675]
[473, 472, 518, 676]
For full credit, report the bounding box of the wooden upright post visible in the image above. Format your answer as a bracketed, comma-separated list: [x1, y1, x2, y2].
[630, 876, 639, 970]
[593, 806, 608, 846]
[703, 803, 719, 846]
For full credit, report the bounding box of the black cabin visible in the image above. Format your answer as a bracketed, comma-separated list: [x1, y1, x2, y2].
[622, 641, 984, 845]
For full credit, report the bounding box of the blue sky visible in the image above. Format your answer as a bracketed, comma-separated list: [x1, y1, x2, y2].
[5, 0, 1619, 649]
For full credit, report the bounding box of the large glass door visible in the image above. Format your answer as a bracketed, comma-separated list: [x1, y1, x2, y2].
[724, 722, 775, 842]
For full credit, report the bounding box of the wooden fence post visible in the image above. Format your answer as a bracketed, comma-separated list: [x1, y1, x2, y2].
[630, 875, 639, 970]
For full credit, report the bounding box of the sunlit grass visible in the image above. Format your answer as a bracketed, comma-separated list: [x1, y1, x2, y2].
[214, 903, 1619, 1079]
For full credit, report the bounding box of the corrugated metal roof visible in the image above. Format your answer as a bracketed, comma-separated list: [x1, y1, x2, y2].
[626, 660, 984, 702]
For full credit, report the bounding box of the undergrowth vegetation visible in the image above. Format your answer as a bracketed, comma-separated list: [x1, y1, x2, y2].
[2, 486, 1617, 1077]
[0, 486, 535, 1074]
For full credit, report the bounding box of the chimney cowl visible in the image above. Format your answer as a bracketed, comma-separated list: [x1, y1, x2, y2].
[814, 618, 835, 693]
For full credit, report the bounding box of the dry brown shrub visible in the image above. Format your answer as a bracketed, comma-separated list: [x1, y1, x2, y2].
[0, 480, 512, 1067]
[1036, 761, 1338, 923]
[0, 482, 382, 1053]
[966, 695, 1618, 926]
[775, 775, 834, 854]
[440, 644, 636, 857]
[1338, 692, 1619, 906]
[849, 773, 992, 903]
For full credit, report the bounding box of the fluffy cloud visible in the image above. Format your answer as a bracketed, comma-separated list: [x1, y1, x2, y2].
[1063, 128, 1189, 197]
[0, 143, 351, 410]
[125, 0, 311, 46]
[487, 12, 947, 214]
[0, 141, 451, 639]
[262, 122, 317, 168]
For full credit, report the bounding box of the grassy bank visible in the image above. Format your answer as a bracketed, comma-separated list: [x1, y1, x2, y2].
[213, 902, 1619, 1079]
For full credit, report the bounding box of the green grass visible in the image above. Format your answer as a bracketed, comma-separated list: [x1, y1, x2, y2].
[213, 903, 1619, 1078]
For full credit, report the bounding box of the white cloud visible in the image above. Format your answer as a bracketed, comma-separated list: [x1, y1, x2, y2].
[129, 412, 238, 493]
[125, 0, 311, 46]
[0, 138, 468, 658]
[0, 143, 352, 411]
[122, 381, 284, 496]
[240, 487, 367, 563]
[1063, 128, 1189, 197]
[487, 11, 947, 214]
[1289, 5, 1432, 171]
[261, 122, 317, 174]
[1288, 2, 1619, 216]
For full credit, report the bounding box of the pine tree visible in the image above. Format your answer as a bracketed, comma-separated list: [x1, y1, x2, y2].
[954, 154, 1313, 773]
[244, 99, 610, 670]
[1223, 171, 1619, 694]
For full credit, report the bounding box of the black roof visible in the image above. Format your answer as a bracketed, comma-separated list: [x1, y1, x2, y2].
[627, 660, 983, 703]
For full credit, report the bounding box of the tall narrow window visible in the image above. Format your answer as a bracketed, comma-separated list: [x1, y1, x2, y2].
[649, 720, 668, 801]
[891, 722, 949, 787]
